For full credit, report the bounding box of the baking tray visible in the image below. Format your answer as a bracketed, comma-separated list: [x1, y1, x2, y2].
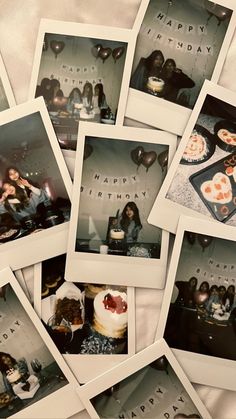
[190, 152, 236, 222]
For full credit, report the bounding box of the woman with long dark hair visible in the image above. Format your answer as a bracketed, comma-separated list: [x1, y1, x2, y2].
[35, 78, 51, 103]
[161, 58, 195, 104]
[92, 83, 108, 113]
[66, 87, 82, 115]
[130, 50, 165, 92]
[82, 82, 93, 109]
[118, 202, 142, 243]
[5, 166, 38, 199]
[0, 180, 49, 224]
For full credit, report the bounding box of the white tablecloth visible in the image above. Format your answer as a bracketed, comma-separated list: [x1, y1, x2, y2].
[2, 1, 236, 418]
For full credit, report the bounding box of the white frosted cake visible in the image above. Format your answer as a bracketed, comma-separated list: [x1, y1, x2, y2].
[6, 368, 21, 384]
[110, 229, 125, 240]
[93, 289, 128, 338]
[147, 77, 164, 93]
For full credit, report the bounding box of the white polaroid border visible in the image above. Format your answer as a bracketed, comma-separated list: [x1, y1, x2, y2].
[126, 0, 236, 136]
[148, 80, 236, 234]
[0, 53, 16, 108]
[33, 259, 136, 384]
[28, 18, 138, 166]
[156, 215, 236, 391]
[65, 123, 176, 289]
[0, 266, 83, 418]
[77, 337, 211, 419]
[0, 97, 72, 271]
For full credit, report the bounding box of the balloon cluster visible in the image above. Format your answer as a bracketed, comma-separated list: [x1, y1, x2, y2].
[205, 1, 232, 25]
[131, 146, 157, 172]
[186, 231, 213, 252]
[91, 44, 125, 63]
[50, 40, 65, 59]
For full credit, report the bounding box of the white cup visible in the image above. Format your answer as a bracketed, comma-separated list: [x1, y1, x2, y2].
[100, 245, 108, 254]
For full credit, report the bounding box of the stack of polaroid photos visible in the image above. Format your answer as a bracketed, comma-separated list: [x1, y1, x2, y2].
[0, 0, 235, 418]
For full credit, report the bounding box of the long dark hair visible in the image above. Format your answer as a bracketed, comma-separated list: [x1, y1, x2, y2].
[94, 83, 105, 108]
[0, 352, 17, 373]
[68, 87, 82, 101]
[145, 50, 165, 71]
[1, 181, 29, 213]
[5, 167, 36, 198]
[222, 285, 235, 307]
[120, 202, 142, 233]
[82, 82, 93, 105]
[5, 166, 22, 182]
[161, 58, 176, 78]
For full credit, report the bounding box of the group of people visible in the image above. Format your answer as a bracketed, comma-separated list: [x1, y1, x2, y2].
[175, 277, 236, 317]
[0, 167, 50, 226]
[36, 78, 108, 115]
[130, 50, 195, 105]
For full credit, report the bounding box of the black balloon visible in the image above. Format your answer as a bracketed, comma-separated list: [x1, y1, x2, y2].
[131, 146, 144, 167]
[151, 356, 168, 372]
[91, 44, 102, 59]
[205, 1, 232, 25]
[50, 40, 65, 58]
[142, 151, 157, 172]
[186, 231, 196, 245]
[198, 234, 213, 251]
[83, 144, 93, 160]
[112, 46, 125, 63]
[98, 47, 112, 63]
[157, 150, 168, 171]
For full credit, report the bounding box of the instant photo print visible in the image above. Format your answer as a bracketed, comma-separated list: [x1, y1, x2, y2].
[28, 18, 137, 163]
[0, 98, 72, 271]
[0, 267, 83, 418]
[0, 54, 15, 111]
[78, 338, 211, 419]
[126, 0, 236, 135]
[33, 254, 135, 384]
[156, 215, 236, 390]
[65, 123, 176, 288]
[149, 80, 236, 233]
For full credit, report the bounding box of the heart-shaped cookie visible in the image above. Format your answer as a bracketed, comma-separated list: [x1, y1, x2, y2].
[200, 172, 232, 204]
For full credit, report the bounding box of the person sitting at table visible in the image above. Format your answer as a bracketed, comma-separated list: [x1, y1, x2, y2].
[130, 50, 165, 93]
[5, 166, 39, 199]
[222, 285, 235, 312]
[193, 281, 209, 308]
[0, 352, 29, 400]
[0, 180, 50, 224]
[175, 277, 198, 308]
[66, 88, 82, 115]
[205, 285, 220, 314]
[35, 78, 51, 104]
[48, 79, 65, 111]
[82, 82, 93, 110]
[111, 202, 142, 243]
[218, 285, 226, 305]
[92, 83, 108, 114]
[161, 58, 195, 104]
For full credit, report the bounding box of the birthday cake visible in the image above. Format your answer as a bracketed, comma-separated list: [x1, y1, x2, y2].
[6, 368, 21, 384]
[93, 290, 128, 338]
[147, 77, 164, 93]
[110, 229, 125, 240]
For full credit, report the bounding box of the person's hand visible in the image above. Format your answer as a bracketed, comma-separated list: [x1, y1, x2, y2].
[18, 177, 31, 188]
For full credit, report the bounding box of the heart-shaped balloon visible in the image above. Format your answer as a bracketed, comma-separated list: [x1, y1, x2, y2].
[157, 150, 168, 172]
[130, 146, 144, 167]
[198, 234, 213, 252]
[142, 151, 157, 172]
[98, 47, 112, 63]
[91, 44, 102, 59]
[50, 40, 65, 59]
[151, 356, 168, 372]
[83, 144, 93, 160]
[112, 46, 125, 63]
[205, 1, 232, 25]
[186, 231, 196, 245]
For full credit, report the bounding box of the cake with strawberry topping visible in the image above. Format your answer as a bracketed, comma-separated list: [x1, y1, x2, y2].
[93, 289, 128, 338]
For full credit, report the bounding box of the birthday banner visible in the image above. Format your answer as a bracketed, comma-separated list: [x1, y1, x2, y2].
[140, 10, 213, 56]
[0, 319, 24, 346]
[60, 64, 98, 75]
[80, 185, 149, 202]
[92, 173, 141, 187]
[50, 73, 104, 88]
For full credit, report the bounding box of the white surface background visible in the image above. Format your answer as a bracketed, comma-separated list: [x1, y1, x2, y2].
[1, 1, 236, 418]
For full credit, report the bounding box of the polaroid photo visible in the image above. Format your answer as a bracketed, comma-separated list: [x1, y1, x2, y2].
[33, 253, 135, 384]
[148, 80, 236, 234]
[65, 123, 177, 289]
[77, 337, 211, 419]
[156, 215, 236, 390]
[0, 53, 15, 111]
[0, 266, 83, 418]
[126, 0, 236, 136]
[28, 18, 137, 167]
[0, 97, 72, 271]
